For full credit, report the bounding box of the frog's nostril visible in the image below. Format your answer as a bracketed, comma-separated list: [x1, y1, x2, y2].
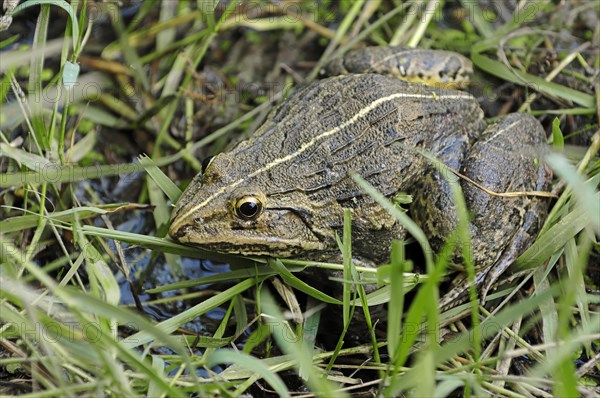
[194, 217, 202, 224]
[171, 226, 187, 239]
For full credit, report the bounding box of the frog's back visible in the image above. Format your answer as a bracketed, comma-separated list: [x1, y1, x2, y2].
[229, 74, 484, 202]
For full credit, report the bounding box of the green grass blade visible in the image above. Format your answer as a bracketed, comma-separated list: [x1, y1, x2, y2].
[546, 153, 599, 233]
[269, 259, 341, 304]
[342, 209, 352, 326]
[123, 278, 260, 348]
[387, 240, 407, 362]
[471, 52, 595, 108]
[207, 349, 290, 398]
[146, 266, 277, 294]
[13, 0, 79, 51]
[139, 154, 182, 203]
[0, 142, 53, 169]
[0, 162, 142, 188]
[0, 204, 143, 233]
[516, 192, 598, 270]
[261, 290, 346, 397]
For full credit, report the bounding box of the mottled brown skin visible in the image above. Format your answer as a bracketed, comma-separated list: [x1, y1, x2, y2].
[323, 46, 473, 88]
[170, 48, 552, 308]
[411, 113, 552, 304]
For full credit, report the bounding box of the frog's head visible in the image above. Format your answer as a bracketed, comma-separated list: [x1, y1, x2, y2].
[168, 152, 327, 257]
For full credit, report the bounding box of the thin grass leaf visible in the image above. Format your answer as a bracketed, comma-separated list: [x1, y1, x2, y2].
[413, 350, 435, 397]
[563, 237, 592, 334]
[217, 354, 296, 380]
[0, 38, 64, 72]
[530, 315, 600, 379]
[68, 290, 188, 353]
[389, 287, 558, 394]
[387, 240, 407, 362]
[108, 5, 149, 91]
[134, 95, 178, 127]
[148, 355, 166, 398]
[139, 154, 182, 203]
[442, 289, 558, 361]
[551, 117, 564, 150]
[340, 4, 405, 53]
[123, 278, 260, 348]
[0, 204, 144, 233]
[354, 271, 382, 369]
[146, 266, 277, 294]
[360, 284, 394, 306]
[534, 254, 559, 352]
[178, 334, 234, 349]
[12, 0, 79, 51]
[406, 0, 441, 47]
[67, 129, 97, 162]
[435, 378, 466, 397]
[70, 104, 126, 128]
[203, 300, 236, 359]
[384, 262, 444, 393]
[0, 162, 143, 188]
[0, 142, 53, 169]
[268, 259, 341, 305]
[147, 175, 171, 234]
[207, 349, 290, 398]
[242, 323, 273, 355]
[101, 11, 202, 59]
[301, 296, 321, 380]
[342, 209, 352, 326]
[233, 293, 248, 340]
[80, 225, 243, 262]
[459, 0, 493, 38]
[226, 17, 303, 31]
[471, 52, 595, 108]
[76, 216, 121, 306]
[28, 4, 51, 149]
[516, 192, 599, 270]
[0, 278, 193, 398]
[260, 290, 345, 397]
[156, 2, 177, 52]
[308, 0, 365, 80]
[546, 153, 600, 233]
[529, 108, 597, 116]
[386, 228, 479, 395]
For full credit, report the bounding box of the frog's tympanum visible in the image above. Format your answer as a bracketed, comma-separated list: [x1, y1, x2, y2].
[169, 47, 552, 308]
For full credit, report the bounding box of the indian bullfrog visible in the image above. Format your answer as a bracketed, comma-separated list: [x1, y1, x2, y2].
[169, 47, 552, 308]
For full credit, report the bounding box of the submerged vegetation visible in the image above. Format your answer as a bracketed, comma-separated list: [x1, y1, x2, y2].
[1, 1, 598, 396]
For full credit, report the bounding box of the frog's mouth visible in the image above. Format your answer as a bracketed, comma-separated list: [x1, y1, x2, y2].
[192, 241, 324, 258]
[171, 225, 327, 258]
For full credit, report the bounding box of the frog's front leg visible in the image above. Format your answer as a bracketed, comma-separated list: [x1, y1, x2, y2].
[414, 113, 552, 309]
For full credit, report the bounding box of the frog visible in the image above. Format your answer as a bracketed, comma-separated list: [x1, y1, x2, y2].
[169, 46, 553, 309]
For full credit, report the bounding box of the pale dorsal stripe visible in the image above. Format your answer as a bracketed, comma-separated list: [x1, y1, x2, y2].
[172, 91, 471, 227]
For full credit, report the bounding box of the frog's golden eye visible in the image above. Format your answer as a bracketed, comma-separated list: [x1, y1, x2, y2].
[233, 196, 263, 221]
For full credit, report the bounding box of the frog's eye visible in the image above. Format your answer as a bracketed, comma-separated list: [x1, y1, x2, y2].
[233, 196, 263, 221]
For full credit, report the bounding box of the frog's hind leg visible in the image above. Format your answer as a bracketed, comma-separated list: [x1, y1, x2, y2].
[446, 114, 552, 307]
[413, 114, 552, 309]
